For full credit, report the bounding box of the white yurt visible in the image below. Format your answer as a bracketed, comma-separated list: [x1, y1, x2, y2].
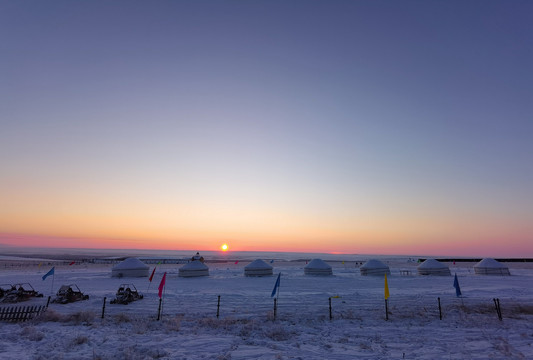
[244, 259, 273, 277]
[111, 258, 149, 278]
[417, 258, 451, 276]
[179, 260, 209, 277]
[304, 259, 333, 276]
[474, 258, 510, 275]
[360, 259, 391, 276]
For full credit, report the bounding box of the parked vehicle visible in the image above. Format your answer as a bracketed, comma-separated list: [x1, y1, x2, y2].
[0, 284, 14, 300]
[51, 284, 89, 304]
[1, 283, 44, 303]
[110, 284, 143, 305]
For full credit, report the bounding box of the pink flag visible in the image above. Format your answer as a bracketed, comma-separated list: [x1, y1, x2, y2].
[158, 272, 167, 299]
[235, 261, 239, 265]
[149, 267, 156, 282]
[69, 261, 75, 266]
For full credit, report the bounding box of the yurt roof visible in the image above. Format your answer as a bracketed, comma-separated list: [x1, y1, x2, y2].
[181, 260, 209, 270]
[245, 259, 272, 270]
[474, 258, 507, 268]
[361, 259, 389, 269]
[305, 259, 332, 270]
[112, 258, 149, 270]
[418, 258, 448, 269]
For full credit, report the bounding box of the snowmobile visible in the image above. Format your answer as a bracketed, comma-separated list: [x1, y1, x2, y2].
[1, 283, 44, 303]
[51, 284, 89, 304]
[110, 284, 143, 305]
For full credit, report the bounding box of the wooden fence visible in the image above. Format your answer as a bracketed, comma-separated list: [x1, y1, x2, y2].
[0, 305, 47, 322]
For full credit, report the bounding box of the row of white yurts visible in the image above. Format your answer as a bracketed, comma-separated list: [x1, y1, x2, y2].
[111, 256, 511, 278]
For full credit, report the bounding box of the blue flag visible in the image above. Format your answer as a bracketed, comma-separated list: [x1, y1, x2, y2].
[270, 259, 274, 263]
[453, 273, 462, 297]
[271, 273, 281, 297]
[42, 267, 55, 281]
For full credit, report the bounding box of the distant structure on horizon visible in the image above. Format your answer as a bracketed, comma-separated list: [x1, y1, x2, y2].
[111, 258, 149, 278]
[474, 258, 511, 276]
[304, 259, 333, 276]
[244, 259, 273, 277]
[360, 259, 391, 276]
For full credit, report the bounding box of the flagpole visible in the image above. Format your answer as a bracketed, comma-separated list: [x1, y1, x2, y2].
[161, 281, 166, 319]
[276, 272, 280, 319]
[51, 272, 55, 295]
[277, 272, 280, 302]
[384, 273, 390, 321]
[157, 272, 167, 321]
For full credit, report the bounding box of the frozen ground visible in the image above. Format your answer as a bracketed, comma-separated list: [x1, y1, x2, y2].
[0, 257, 532, 359]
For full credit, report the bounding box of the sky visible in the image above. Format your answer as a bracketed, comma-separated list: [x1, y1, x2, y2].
[1, 1, 532, 257]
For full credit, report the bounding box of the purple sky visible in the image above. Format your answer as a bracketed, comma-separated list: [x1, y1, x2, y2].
[1, 1, 532, 256]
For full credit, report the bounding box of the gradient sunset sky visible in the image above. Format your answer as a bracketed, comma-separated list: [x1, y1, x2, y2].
[1, 1, 531, 257]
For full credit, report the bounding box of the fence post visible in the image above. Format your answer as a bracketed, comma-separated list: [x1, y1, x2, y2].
[438, 297, 442, 320]
[329, 297, 332, 320]
[385, 299, 389, 321]
[157, 298, 162, 321]
[46, 296, 51, 307]
[216, 295, 221, 318]
[273, 298, 277, 321]
[101, 297, 106, 319]
[493, 298, 502, 321]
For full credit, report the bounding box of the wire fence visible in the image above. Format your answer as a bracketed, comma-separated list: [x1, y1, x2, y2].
[90, 293, 532, 324]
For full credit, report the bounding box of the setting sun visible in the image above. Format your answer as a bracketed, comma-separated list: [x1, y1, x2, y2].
[221, 243, 228, 251]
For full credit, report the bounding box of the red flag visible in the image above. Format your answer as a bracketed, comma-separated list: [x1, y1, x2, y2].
[69, 261, 75, 266]
[149, 267, 156, 282]
[234, 261, 239, 265]
[158, 272, 167, 299]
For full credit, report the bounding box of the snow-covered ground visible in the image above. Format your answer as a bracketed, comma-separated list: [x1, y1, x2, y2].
[0, 257, 532, 359]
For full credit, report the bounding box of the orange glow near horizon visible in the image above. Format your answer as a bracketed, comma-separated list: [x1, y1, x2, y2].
[0, 230, 531, 258]
[1, 174, 532, 258]
[0, 193, 531, 257]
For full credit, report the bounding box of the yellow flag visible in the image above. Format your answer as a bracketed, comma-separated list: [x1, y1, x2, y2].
[384, 273, 390, 299]
[38, 262, 42, 268]
[331, 295, 341, 298]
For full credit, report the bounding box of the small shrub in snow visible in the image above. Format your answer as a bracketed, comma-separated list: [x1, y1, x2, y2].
[65, 311, 96, 325]
[337, 337, 349, 344]
[359, 342, 372, 350]
[239, 322, 254, 338]
[340, 309, 359, 320]
[198, 317, 219, 328]
[263, 324, 291, 341]
[114, 312, 131, 323]
[122, 345, 169, 359]
[217, 352, 232, 360]
[33, 308, 64, 323]
[20, 326, 44, 341]
[132, 318, 149, 334]
[198, 316, 251, 331]
[164, 315, 182, 332]
[508, 304, 533, 317]
[145, 347, 169, 358]
[266, 311, 275, 321]
[72, 334, 89, 345]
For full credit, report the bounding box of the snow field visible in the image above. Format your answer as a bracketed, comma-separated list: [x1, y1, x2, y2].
[0, 260, 532, 359]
